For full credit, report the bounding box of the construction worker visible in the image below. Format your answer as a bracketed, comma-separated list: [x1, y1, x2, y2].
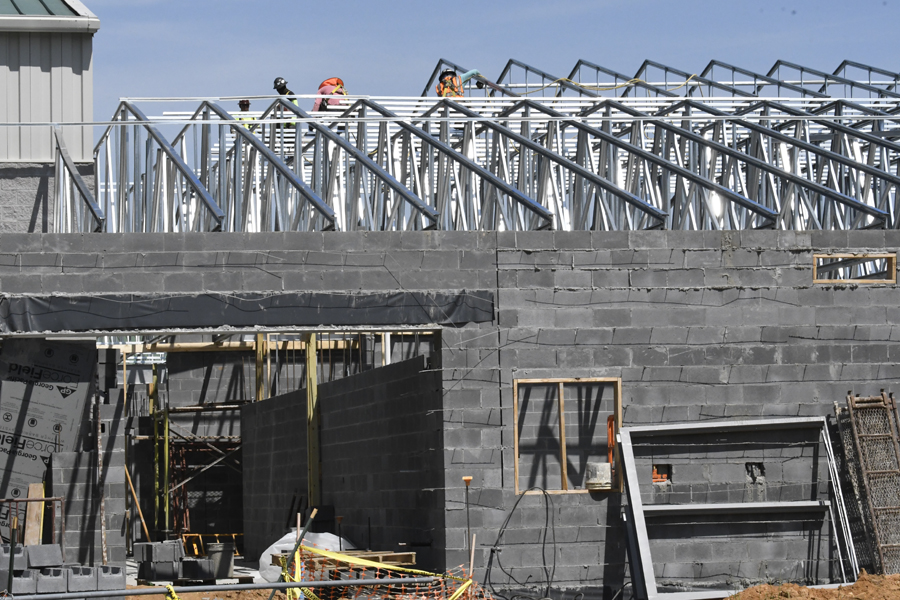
[312, 78, 349, 112]
[273, 76, 298, 128]
[436, 68, 482, 97]
[274, 77, 299, 108]
[237, 99, 253, 129]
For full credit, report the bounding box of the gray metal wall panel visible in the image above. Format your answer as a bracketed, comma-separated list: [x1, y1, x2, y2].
[0, 35, 9, 160]
[0, 31, 92, 162]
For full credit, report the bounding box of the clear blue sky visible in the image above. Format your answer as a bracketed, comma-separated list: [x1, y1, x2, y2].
[87, 0, 900, 121]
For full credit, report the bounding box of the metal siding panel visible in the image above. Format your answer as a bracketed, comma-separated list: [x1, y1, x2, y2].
[17, 33, 30, 159]
[0, 34, 10, 160]
[79, 32, 91, 161]
[6, 33, 20, 160]
[36, 32, 51, 160]
[60, 33, 76, 160]
[51, 31, 64, 160]
[50, 32, 61, 121]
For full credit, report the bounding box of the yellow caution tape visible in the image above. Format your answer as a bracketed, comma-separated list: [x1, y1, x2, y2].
[165, 585, 180, 600]
[300, 589, 322, 600]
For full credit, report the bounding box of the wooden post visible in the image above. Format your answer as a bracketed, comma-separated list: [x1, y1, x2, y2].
[255, 333, 267, 401]
[305, 334, 321, 506]
[557, 381, 568, 491]
[23, 483, 44, 546]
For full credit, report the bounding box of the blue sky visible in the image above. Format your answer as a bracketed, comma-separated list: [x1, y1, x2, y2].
[87, 0, 900, 120]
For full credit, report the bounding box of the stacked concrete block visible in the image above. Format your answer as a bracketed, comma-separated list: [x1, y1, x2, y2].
[46, 449, 127, 567]
[97, 565, 126, 590]
[181, 558, 215, 581]
[68, 566, 97, 592]
[0, 544, 27, 571]
[26, 544, 63, 569]
[136, 541, 188, 582]
[36, 567, 67, 593]
[0, 569, 36, 594]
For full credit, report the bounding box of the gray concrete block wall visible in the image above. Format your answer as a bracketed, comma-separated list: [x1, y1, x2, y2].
[317, 355, 445, 571]
[0, 164, 93, 234]
[1, 230, 898, 596]
[240, 390, 308, 559]
[241, 357, 444, 569]
[439, 230, 899, 596]
[47, 450, 126, 567]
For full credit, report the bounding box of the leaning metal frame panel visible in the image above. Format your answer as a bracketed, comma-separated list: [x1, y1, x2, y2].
[619, 417, 858, 600]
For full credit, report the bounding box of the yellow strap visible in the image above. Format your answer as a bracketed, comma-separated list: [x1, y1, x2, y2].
[165, 585, 180, 600]
[447, 579, 473, 600]
[299, 545, 468, 582]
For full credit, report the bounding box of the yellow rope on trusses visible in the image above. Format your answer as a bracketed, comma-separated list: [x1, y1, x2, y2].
[520, 74, 698, 95]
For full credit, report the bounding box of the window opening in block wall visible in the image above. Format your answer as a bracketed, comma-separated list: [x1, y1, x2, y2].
[813, 253, 897, 284]
[651, 464, 671, 483]
[513, 377, 622, 495]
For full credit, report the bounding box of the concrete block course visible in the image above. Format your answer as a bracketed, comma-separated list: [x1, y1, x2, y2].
[0, 230, 894, 596]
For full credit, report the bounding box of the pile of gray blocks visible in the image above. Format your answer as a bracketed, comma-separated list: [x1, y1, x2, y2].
[0, 544, 125, 596]
[135, 541, 224, 582]
[45, 399, 128, 569]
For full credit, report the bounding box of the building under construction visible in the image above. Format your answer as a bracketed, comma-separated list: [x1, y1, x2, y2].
[1, 3, 900, 600]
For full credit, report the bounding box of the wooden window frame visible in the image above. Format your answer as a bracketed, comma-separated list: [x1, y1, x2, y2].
[513, 377, 622, 495]
[813, 253, 897, 284]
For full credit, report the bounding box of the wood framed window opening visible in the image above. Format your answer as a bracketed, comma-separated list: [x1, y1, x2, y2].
[813, 253, 897, 284]
[513, 377, 622, 495]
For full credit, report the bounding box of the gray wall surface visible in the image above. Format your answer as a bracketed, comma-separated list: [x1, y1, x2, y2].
[0, 32, 94, 162]
[47, 402, 126, 567]
[1, 230, 898, 597]
[317, 355, 445, 570]
[241, 388, 309, 559]
[241, 356, 445, 568]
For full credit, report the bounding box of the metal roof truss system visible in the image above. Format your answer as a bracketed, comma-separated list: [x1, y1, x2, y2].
[55, 59, 900, 234]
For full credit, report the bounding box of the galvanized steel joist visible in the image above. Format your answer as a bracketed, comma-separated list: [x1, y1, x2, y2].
[51, 58, 900, 233]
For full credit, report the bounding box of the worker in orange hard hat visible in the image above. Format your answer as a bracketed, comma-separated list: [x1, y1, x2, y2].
[436, 68, 482, 97]
[312, 78, 349, 112]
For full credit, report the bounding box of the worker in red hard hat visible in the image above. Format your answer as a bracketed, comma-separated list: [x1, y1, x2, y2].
[312, 78, 349, 112]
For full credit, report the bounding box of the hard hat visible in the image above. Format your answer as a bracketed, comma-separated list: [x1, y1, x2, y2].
[440, 68, 457, 80]
[238, 99, 250, 108]
[273, 77, 287, 90]
[320, 77, 344, 89]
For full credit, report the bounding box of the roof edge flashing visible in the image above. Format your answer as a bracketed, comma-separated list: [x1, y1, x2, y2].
[0, 15, 100, 33]
[63, 0, 98, 19]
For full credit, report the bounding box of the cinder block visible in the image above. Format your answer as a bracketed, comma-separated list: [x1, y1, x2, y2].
[26, 544, 63, 568]
[68, 566, 98, 591]
[133, 543, 151, 562]
[138, 561, 179, 581]
[36, 567, 68, 593]
[97, 565, 126, 590]
[0, 569, 36, 594]
[181, 558, 215, 581]
[0, 544, 27, 571]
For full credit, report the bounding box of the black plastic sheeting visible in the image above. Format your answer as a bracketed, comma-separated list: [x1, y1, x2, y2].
[0, 291, 494, 333]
